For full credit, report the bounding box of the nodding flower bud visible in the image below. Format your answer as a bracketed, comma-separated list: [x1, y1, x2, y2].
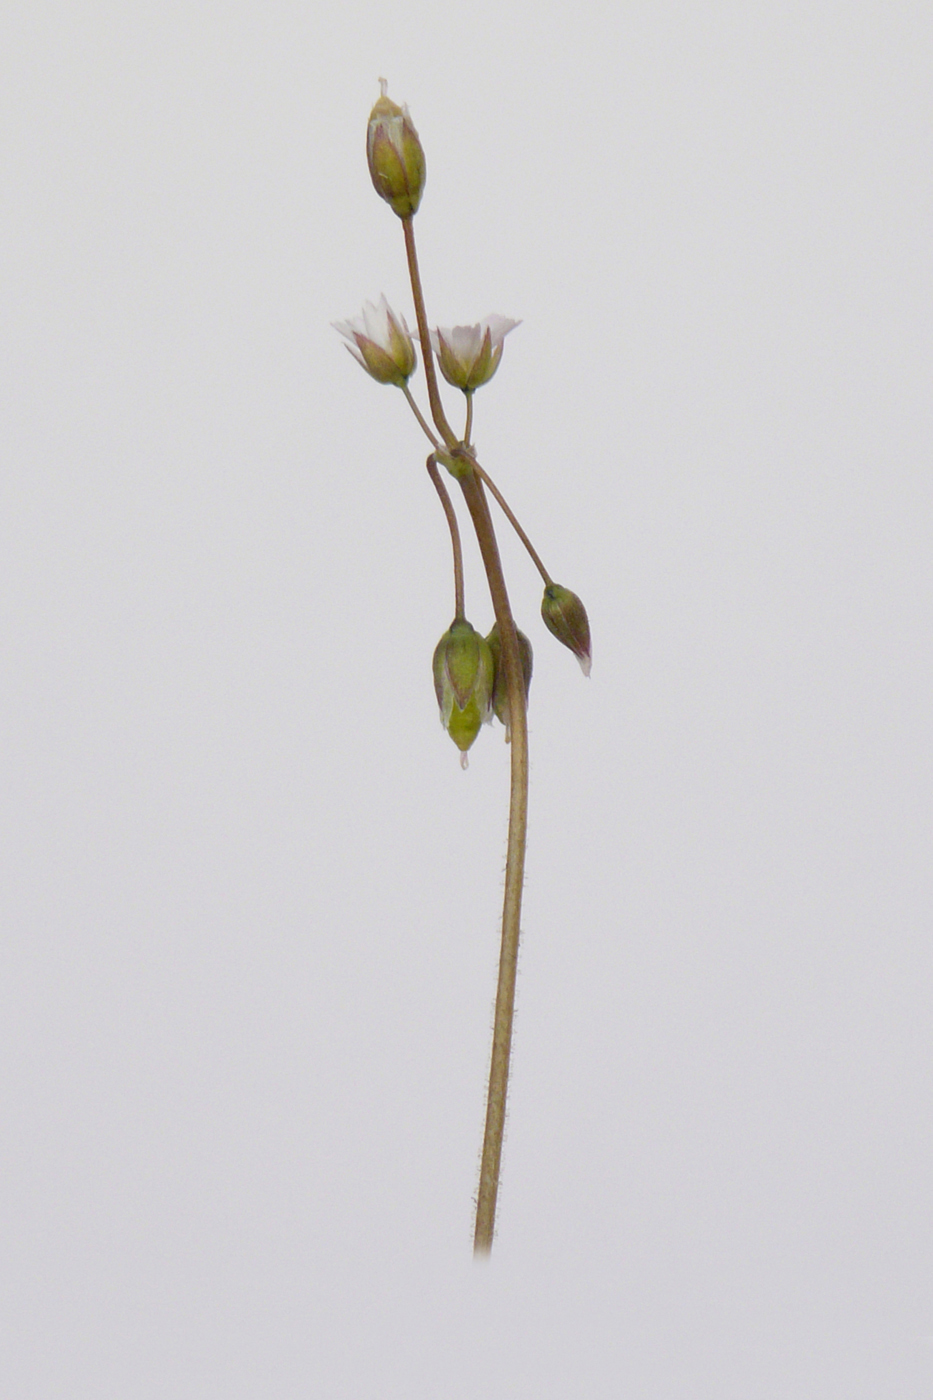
[541, 584, 592, 676]
[366, 80, 426, 219]
[432, 619, 495, 766]
[486, 622, 533, 737]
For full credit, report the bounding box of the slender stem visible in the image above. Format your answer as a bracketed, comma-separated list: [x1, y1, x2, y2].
[402, 215, 528, 1253]
[426, 455, 465, 618]
[455, 456, 529, 1255]
[402, 384, 440, 448]
[402, 217, 458, 448]
[463, 391, 474, 447]
[475, 465, 553, 586]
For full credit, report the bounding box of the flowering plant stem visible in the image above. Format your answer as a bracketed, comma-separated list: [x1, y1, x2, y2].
[475, 465, 552, 587]
[426, 455, 465, 619]
[344, 86, 591, 1255]
[402, 383, 440, 449]
[402, 215, 528, 1254]
[402, 218, 456, 449]
[463, 390, 474, 447]
[456, 459, 529, 1254]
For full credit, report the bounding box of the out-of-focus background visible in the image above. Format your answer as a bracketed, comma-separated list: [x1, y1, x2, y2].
[2, 3, 931, 1395]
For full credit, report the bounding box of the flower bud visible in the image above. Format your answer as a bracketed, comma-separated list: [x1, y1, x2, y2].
[486, 622, 533, 735]
[366, 80, 426, 219]
[432, 619, 495, 765]
[541, 584, 592, 676]
[332, 296, 416, 386]
[429, 316, 520, 392]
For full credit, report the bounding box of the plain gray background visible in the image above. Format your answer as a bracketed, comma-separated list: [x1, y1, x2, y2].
[2, 2, 931, 1395]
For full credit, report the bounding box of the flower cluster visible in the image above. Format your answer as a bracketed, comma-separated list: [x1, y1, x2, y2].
[335, 83, 591, 764]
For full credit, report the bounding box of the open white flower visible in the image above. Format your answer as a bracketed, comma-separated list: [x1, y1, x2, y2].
[333, 295, 417, 386]
[429, 315, 521, 391]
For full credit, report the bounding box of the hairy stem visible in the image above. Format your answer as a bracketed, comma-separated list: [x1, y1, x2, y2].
[401, 217, 528, 1253]
[455, 455, 529, 1255]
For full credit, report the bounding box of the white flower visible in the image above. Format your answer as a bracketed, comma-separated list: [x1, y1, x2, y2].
[429, 315, 521, 391]
[333, 295, 417, 386]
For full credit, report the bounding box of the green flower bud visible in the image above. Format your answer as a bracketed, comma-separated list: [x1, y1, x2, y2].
[541, 584, 591, 676]
[486, 622, 533, 736]
[366, 80, 426, 219]
[432, 619, 495, 767]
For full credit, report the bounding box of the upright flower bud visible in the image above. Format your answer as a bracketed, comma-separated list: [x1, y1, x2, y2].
[541, 584, 592, 676]
[432, 619, 495, 767]
[366, 80, 426, 219]
[486, 622, 533, 738]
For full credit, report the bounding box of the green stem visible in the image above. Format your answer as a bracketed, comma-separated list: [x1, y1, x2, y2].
[455, 455, 529, 1255]
[475, 465, 552, 586]
[402, 217, 457, 449]
[463, 390, 474, 447]
[426, 454, 465, 618]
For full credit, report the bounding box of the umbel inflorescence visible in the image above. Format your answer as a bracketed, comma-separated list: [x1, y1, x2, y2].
[334, 80, 591, 1254]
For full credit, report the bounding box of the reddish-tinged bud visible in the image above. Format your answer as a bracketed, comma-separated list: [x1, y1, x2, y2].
[366, 80, 426, 219]
[486, 622, 533, 735]
[541, 584, 591, 676]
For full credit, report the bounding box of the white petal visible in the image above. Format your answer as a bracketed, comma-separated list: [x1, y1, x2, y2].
[431, 317, 520, 362]
[433, 324, 484, 367]
[480, 314, 521, 348]
[361, 296, 392, 347]
[335, 296, 413, 357]
[331, 316, 363, 341]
